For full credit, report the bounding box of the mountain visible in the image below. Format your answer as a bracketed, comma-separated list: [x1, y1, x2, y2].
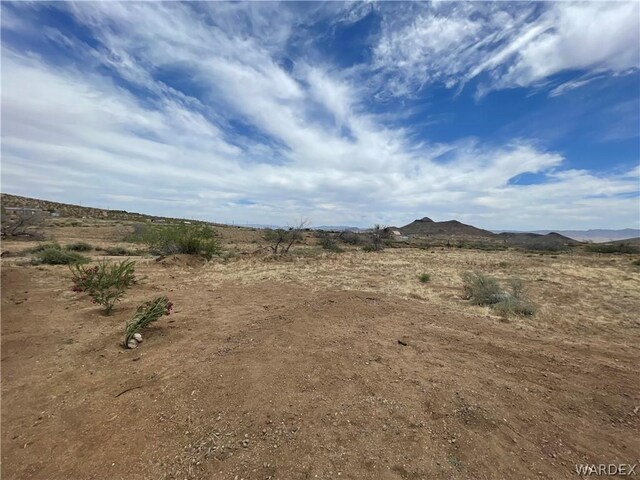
[493, 228, 640, 242]
[496, 231, 580, 248]
[399, 216, 582, 249]
[399, 217, 494, 237]
[530, 229, 640, 243]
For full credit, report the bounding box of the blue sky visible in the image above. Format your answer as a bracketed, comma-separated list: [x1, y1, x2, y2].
[1, 1, 639, 230]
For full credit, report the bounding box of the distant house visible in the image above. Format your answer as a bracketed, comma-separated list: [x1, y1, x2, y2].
[391, 230, 409, 242]
[4, 207, 43, 216]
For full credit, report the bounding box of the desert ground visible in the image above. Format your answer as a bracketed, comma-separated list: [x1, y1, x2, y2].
[2, 218, 639, 479]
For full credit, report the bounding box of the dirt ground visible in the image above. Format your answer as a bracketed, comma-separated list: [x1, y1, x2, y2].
[1, 221, 639, 479]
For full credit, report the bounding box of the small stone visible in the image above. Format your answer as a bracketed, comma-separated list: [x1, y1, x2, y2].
[127, 339, 138, 349]
[133, 333, 142, 342]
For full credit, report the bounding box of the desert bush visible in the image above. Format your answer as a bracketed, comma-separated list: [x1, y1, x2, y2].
[632, 258, 640, 266]
[123, 296, 173, 347]
[70, 259, 137, 314]
[586, 243, 638, 254]
[128, 223, 220, 259]
[526, 243, 570, 252]
[101, 246, 136, 256]
[338, 230, 363, 245]
[1, 210, 45, 239]
[65, 242, 93, 252]
[461, 271, 502, 305]
[461, 271, 535, 316]
[460, 242, 508, 251]
[35, 248, 89, 265]
[369, 224, 391, 251]
[492, 296, 537, 317]
[418, 273, 431, 283]
[317, 231, 343, 252]
[265, 219, 309, 254]
[25, 242, 61, 253]
[362, 244, 377, 252]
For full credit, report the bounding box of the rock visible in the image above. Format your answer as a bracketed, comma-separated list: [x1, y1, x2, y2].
[133, 333, 143, 342]
[127, 339, 138, 349]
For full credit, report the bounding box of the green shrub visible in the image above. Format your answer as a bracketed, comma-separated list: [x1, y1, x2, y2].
[65, 242, 93, 252]
[265, 228, 303, 254]
[526, 243, 570, 252]
[368, 224, 390, 251]
[70, 259, 138, 314]
[317, 231, 343, 252]
[586, 243, 638, 254]
[461, 271, 535, 317]
[26, 242, 61, 253]
[461, 271, 502, 305]
[128, 223, 220, 259]
[459, 242, 508, 251]
[124, 296, 173, 347]
[492, 296, 537, 317]
[101, 246, 135, 256]
[362, 244, 377, 252]
[35, 248, 89, 265]
[418, 273, 431, 283]
[338, 230, 363, 245]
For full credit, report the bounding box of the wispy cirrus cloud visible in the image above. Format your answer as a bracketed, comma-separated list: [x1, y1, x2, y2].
[372, 2, 639, 98]
[1, 1, 638, 230]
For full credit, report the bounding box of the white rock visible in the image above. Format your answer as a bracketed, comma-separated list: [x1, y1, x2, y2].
[127, 339, 138, 349]
[133, 333, 143, 342]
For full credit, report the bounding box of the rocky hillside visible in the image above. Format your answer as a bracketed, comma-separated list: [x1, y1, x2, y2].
[1, 193, 181, 223]
[399, 217, 494, 237]
[399, 216, 581, 249]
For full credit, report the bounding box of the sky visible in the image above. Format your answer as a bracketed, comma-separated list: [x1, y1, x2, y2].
[1, 1, 639, 230]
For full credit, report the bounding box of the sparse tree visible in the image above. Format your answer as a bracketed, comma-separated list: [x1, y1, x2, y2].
[338, 230, 362, 245]
[370, 224, 391, 251]
[265, 218, 310, 254]
[317, 231, 343, 252]
[1, 210, 45, 239]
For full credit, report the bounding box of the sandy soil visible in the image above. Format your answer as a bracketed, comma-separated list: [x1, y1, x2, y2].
[1, 223, 639, 480]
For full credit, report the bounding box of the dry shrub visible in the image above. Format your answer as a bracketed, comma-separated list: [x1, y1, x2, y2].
[461, 271, 536, 317]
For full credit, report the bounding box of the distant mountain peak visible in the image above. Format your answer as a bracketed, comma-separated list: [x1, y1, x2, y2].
[400, 217, 493, 237]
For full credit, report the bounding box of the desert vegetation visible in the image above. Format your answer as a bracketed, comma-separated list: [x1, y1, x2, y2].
[128, 222, 220, 258]
[264, 218, 309, 254]
[32, 244, 90, 265]
[366, 224, 391, 251]
[65, 241, 93, 252]
[418, 272, 431, 283]
[1, 209, 45, 239]
[316, 231, 343, 252]
[123, 296, 173, 348]
[1, 203, 638, 480]
[461, 271, 536, 317]
[586, 242, 639, 254]
[70, 259, 138, 314]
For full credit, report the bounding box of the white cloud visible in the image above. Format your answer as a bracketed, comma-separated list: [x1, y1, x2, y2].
[1, 2, 638, 230]
[501, 2, 640, 88]
[373, 2, 639, 97]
